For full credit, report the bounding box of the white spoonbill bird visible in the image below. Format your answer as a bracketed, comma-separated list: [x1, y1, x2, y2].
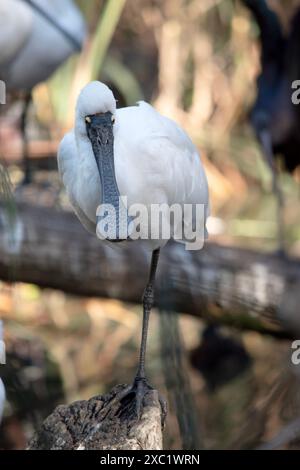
[0, 0, 86, 184]
[58, 81, 210, 418]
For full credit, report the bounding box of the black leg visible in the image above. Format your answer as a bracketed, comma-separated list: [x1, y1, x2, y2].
[259, 129, 285, 256]
[136, 248, 160, 379]
[116, 249, 167, 422]
[20, 92, 32, 186]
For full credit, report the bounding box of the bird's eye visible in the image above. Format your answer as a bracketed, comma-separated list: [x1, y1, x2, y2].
[111, 115, 115, 124]
[85, 116, 91, 124]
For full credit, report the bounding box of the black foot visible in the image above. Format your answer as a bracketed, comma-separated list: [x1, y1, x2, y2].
[117, 377, 167, 425]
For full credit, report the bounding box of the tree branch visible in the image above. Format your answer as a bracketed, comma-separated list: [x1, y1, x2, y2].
[0, 202, 299, 337]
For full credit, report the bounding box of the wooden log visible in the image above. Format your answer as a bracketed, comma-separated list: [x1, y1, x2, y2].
[0, 202, 300, 337]
[28, 384, 164, 450]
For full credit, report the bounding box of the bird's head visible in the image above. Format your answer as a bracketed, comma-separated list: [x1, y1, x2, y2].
[76, 81, 117, 135]
[77, 82, 117, 163]
[76, 82, 132, 242]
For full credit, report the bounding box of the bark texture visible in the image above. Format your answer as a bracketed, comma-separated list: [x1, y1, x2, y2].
[28, 385, 164, 450]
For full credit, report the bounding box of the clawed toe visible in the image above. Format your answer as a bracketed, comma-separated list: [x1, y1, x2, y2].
[117, 377, 152, 420]
[114, 377, 166, 424]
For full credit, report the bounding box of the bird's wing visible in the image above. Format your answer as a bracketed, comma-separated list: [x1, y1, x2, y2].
[30, 0, 86, 51]
[127, 102, 210, 245]
[135, 101, 196, 155]
[145, 137, 203, 200]
[117, 100, 209, 208]
[58, 132, 96, 235]
[0, 0, 33, 67]
[136, 101, 209, 204]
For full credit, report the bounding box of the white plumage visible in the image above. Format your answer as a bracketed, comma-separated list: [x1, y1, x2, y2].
[58, 81, 209, 417]
[0, 0, 86, 91]
[58, 81, 209, 251]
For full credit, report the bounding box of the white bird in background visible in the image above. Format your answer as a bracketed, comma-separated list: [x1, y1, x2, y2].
[0, 321, 5, 424]
[0, 0, 86, 184]
[58, 81, 210, 418]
